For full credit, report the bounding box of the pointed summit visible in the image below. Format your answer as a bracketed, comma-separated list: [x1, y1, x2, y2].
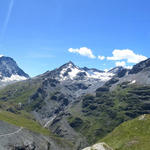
[0, 56, 29, 79]
[59, 61, 77, 71]
[63, 61, 76, 67]
[67, 61, 74, 65]
[0, 56, 29, 86]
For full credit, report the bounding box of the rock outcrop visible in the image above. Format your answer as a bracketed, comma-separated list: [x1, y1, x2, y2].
[82, 142, 113, 150]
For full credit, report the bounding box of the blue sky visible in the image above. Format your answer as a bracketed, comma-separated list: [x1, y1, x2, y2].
[0, 0, 150, 76]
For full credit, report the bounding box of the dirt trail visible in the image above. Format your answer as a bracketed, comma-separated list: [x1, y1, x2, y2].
[0, 127, 23, 137]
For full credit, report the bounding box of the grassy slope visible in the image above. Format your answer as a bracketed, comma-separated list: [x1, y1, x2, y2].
[0, 110, 74, 148]
[68, 84, 150, 144]
[0, 110, 50, 136]
[0, 79, 47, 134]
[0, 79, 41, 104]
[101, 114, 150, 150]
[0, 80, 74, 148]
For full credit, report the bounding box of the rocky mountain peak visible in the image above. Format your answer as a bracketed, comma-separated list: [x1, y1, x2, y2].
[60, 61, 77, 70]
[0, 56, 29, 83]
[43, 61, 115, 82]
[58, 61, 81, 80]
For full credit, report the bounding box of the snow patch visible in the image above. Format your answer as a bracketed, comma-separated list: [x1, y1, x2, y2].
[86, 71, 114, 81]
[2, 74, 27, 82]
[130, 80, 136, 84]
[68, 67, 81, 79]
[60, 64, 81, 80]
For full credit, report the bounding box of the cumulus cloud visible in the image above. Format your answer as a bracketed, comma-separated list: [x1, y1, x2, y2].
[107, 49, 147, 63]
[115, 61, 126, 67]
[115, 61, 133, 69]
[98, 55, 105, 60]
[68, 47, 96, 59]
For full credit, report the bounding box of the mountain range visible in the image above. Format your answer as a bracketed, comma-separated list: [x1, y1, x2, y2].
[0, 56, 150, 149]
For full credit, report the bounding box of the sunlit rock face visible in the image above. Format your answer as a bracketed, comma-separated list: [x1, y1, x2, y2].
[82, 142, 113, 150]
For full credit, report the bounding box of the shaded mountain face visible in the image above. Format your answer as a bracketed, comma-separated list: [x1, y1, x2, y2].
[0, 56, 29, 85]
[129, 58, 150, 74]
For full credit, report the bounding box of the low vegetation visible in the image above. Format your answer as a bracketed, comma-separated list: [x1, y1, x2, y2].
[0, 79, 40, 104]
[68, 84, 150, 144]
[0, 110, 50, 136]
[101, 114, 150, 150]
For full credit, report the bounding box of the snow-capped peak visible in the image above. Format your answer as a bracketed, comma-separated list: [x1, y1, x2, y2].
[58, 61, 115, 82]
[59, 62, 81, 80]
[0, 56, 29, 85]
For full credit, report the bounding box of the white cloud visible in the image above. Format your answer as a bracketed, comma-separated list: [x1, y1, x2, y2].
[98, 55, 105, 60]
[115, 61, 126, 67]
[68, 47, 96, 59]
[115, 61, 133, 69]
[0, 55, 3, 57]
[107, 49, 147, 63]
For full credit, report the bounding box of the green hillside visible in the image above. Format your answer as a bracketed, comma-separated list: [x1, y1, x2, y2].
[101, 114, 150, 150]
[0, 110, 73, 148]
[1, 79, 150, 148]
[0, 110, 50, 136]
[68, 83, 150, 144]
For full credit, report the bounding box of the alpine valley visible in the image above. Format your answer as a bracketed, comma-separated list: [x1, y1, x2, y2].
[0, 56, 150, 150]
